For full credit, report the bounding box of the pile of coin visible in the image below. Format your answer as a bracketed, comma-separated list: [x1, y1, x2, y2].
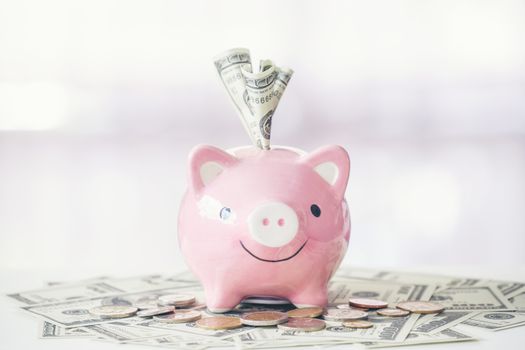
[88, 293, 204, 323]
[13, 269, 523, 349]
[321, 298, 445, 330]
[88, 293, 444, 333]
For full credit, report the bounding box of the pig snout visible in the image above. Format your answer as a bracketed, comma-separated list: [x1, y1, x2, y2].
[247, 202, 299, 247]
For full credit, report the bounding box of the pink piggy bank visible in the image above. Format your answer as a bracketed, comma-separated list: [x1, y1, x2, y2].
[178, 144, 350, 312]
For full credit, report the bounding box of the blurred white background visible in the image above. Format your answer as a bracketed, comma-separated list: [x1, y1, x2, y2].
[1, 0, 524, 275]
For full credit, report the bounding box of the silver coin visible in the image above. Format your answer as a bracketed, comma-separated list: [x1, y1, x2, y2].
[157, 294, 195, 307]
[335, 304, 368, 311]
[89, 305, 138, 319]
[134, 301, 160, 310]
[377, 308, 410, 317]
[137, 306, 175, 318]
[322, 308, 368, 321]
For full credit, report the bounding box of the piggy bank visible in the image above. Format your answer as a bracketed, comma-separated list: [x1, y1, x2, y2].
[178, 144, 350, 312]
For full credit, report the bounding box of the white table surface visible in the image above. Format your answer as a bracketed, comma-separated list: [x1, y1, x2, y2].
[1, 265, 524, 350]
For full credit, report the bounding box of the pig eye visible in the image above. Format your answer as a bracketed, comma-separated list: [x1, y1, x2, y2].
[310, 204, 321, 217]
[219, 207, 232, 220]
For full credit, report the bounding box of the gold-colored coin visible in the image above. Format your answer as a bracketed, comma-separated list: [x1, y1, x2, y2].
[240, 311, 288, 326]
[342, 320, 373, 329]
[348, 298, 388, 309]
[286, 307, 324, 318]
[196, 316, 242, 330]
[396, 301, 444, 314]
[278, 318, 326, 332]
[377, 308, 410, 317]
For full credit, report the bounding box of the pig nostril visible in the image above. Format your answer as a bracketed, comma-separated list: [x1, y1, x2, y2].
[277, 218, 285, 226]
[262, 218, 270, 226]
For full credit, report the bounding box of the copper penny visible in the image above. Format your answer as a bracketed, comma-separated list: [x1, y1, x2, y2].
[287, 307, 324, 318]
[157, 294, 195, 307]
[240, 311, 288, 326]
[153, 310, 201, 323]
[196, 316, 242, 330]
[348, 298, 388, 309]
[343, 320, 373, 329]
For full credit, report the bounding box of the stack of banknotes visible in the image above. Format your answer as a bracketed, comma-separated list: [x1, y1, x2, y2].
[214, 48, 293, 150]
[7, 267, 525, 349]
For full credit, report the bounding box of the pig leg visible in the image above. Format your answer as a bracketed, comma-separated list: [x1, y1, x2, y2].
[288, 284, 328, 308]
[204, 285, 243, 313]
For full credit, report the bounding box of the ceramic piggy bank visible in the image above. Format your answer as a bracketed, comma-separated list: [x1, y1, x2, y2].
[178, 144, 350, 312]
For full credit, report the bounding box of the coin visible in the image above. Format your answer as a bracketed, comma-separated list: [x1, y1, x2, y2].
[278, 318, 326, 332]
[343, 320, 373, 329]
[348, 298, 388, 309]
[153, 310, 201, 323]
[377, 308, 410, 317]
[137, 306, 175, 318]
[336, 304, 369, 311]
[240, 311, 288, 326]
[134, 301, 160, 310]
[196, 316, 243, 330]
[322, 308, 368, 321]
[157, 294, 195, 307]
[179, 303, 207, 310]
[89, 305, 138, 319]
[287, 307, 324, 318]
[396, 301, 444, 314]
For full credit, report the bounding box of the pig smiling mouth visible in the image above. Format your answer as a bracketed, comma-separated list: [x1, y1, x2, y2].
[239, 240, 308, 263]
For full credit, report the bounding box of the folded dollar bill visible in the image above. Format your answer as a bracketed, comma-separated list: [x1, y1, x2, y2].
[214, 48, 293, 150]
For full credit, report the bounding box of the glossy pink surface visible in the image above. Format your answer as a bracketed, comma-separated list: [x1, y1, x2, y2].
[178, 145, 351, 312]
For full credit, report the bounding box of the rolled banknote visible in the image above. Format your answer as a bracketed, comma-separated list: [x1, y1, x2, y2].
[273, 66, 294, 110]
[241, 62, 277, 150]
[213, 48, 261, 147]
[215, 48, 293, 150]
[259, 59, 274, 72]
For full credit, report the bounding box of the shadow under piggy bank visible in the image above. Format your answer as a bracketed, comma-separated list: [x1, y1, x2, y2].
[178, 145, 351, 313]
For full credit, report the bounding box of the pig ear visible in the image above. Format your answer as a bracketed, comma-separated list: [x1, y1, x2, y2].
[188, 145, 238, 193]
[300, 145, 350, 199]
